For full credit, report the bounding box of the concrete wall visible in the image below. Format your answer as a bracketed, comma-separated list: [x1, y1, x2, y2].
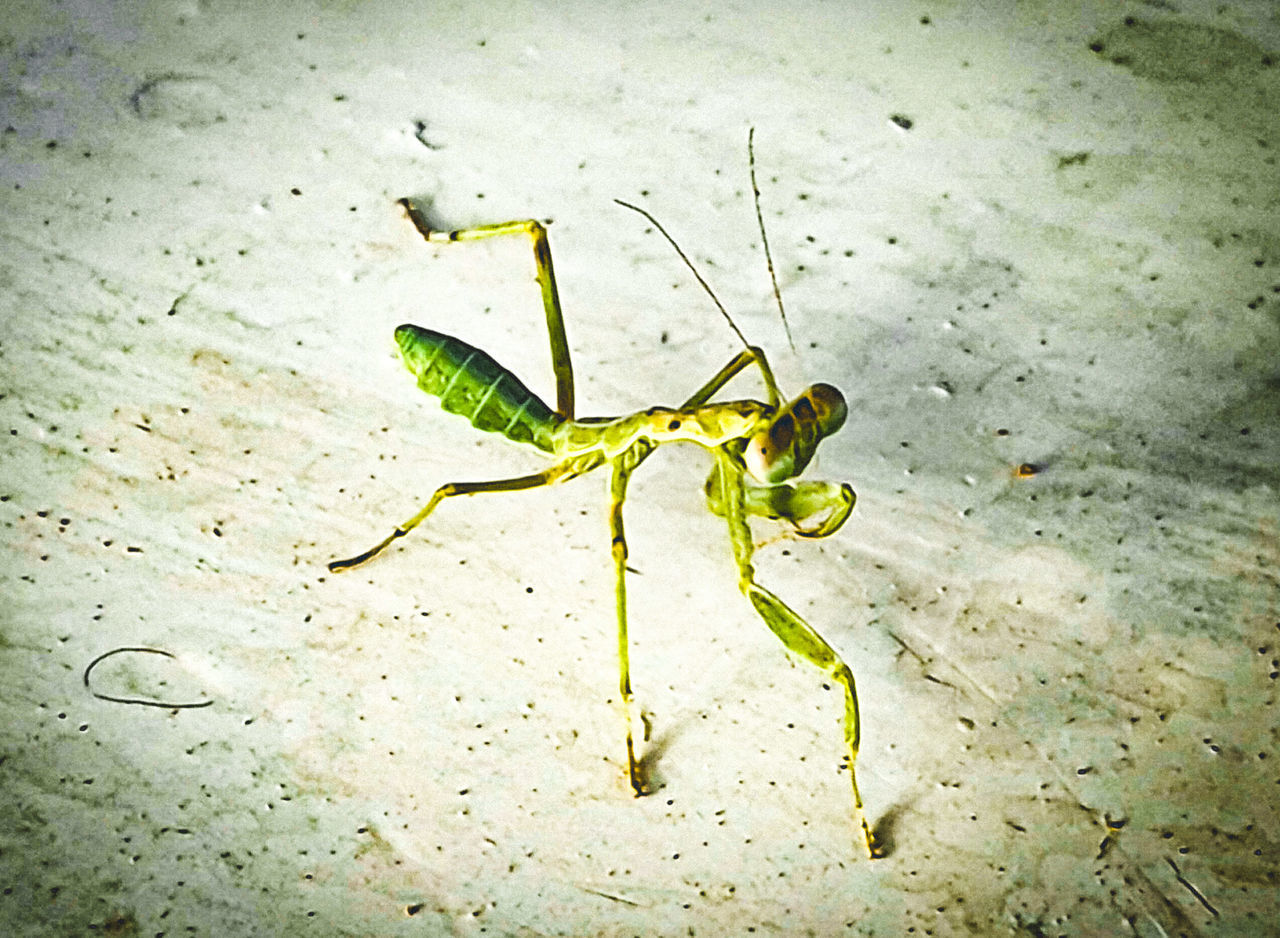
[2, 1, 1277, 934]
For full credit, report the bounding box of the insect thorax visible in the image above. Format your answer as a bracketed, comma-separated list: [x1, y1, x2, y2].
[553, 400, 770, 458]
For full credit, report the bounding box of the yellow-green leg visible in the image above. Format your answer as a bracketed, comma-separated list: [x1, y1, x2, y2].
[398, 196, 785, 419]
[713, 449, 881, 859]
[399, 198, 576, 419]
[706, 476, 857, 538]
[683, 346, 781, 410]
[595, 349, 787, 793]
[596, 344, 781, 792]
[607, 443, 647, 795]
[328, 454, 601, 572]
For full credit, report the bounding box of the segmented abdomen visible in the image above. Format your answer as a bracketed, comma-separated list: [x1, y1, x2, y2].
[393, 325, 560, 452]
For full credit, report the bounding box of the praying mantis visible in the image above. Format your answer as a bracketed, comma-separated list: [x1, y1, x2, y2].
[328, 131, 881, 859]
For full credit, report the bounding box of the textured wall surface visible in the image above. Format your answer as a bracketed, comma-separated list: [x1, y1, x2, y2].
[2, 1, 1278, 935]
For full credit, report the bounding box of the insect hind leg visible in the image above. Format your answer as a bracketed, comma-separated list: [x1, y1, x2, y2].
[398, 198, 576, 419]
[328, 455, 600, 572]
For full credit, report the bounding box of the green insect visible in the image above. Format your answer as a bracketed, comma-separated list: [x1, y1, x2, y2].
[328, 131, 880, 859]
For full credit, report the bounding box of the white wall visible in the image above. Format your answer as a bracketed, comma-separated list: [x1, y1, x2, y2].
[2, 1, 1277, 933]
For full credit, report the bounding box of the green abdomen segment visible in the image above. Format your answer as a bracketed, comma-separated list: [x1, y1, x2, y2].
[395, 324, 560, 452]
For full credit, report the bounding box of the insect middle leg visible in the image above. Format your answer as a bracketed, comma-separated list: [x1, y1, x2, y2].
[713, 448, 881, 859]
[607, 442, 649, 796]
[398, 198, 576, 419]
[683, 346, 781, 410]
[328, 454, 601, 572]
[595, 348, 784, 795]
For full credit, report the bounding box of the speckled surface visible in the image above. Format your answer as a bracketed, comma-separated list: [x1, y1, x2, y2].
[2, 2, 1278, 935]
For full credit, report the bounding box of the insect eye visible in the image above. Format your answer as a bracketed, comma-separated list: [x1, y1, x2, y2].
[768, 413, 796, 450]
[808, 383, 848, 435]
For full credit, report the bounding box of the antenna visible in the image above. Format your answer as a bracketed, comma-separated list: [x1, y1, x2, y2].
[748, 127, 796, 353]
[613, 198, 754, 353]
